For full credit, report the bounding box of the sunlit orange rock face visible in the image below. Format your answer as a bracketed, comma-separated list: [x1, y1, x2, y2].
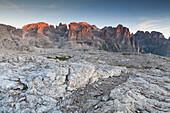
[114, 24, 131, 44]
[22, 22, 50, 35]
[68, 22, 94, 41]
[115, 24, 130, 38]
[69, 22, 91, 31]
[115, 24, 123, 37]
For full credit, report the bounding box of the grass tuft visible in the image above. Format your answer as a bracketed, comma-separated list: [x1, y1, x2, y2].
[47, 56, 71, 61]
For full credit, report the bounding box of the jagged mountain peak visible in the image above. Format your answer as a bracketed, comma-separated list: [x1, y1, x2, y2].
[116, 24, 123, 29]
[22, 22, 51, 35]
[69, 22, 93, 30]
[22, 22, 50, 29]
[135, 30, 166, 39]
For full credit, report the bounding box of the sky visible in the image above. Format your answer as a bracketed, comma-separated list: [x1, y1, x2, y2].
[0, 0, 170, 38]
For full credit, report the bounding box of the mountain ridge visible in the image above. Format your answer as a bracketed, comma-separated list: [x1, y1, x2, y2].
[0, 22, 169, 57]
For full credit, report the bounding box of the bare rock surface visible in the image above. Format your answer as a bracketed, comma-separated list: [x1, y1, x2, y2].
[0, 49, 169, 113]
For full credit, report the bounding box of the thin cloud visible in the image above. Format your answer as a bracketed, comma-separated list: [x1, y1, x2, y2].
[135, 20, 161, 29]
[135, 18, 170, 30]
[0, 0, 56, 12]
[155, 27, 170, 31]
[0, 1, 56, 9]
[1, 0, 23, 12]
[2, 0, 18, 8]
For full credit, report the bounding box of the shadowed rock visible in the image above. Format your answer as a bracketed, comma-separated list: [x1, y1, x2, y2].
[134, 30, 170, 56]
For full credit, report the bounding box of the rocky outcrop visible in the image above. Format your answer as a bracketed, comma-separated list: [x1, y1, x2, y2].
[134, 31, 170, 56]
[68, 22, 103, 48]
[22, 22, 68, 42]
[100, 24, 131, 40]
[68, 22, 93, 41]
[99, 25, 140, 52]
[0, 23, 54, 50]
[0, 24, 22, 49]
[22, 22, 50, 35]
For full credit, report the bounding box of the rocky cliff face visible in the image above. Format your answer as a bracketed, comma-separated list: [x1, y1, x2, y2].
[134, 31, 170, 57]
[67, 23, 140, 52]
[98, 25, 140, 52]
[66, 22, 105, 49]
[0, 23, 54, 50]
[0, 24, 22, 49]
[22, 22, 67, 41]
[68, 22, 92, 41]
[0, 22, 169, 57]
[22, 22, 50, 35]
[68, 22, 102, 47]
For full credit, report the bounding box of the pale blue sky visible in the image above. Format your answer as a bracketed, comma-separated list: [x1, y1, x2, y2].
[0, 0, 170, 38]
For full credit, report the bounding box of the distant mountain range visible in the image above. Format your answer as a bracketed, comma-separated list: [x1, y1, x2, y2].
[0, 22, 169, 57]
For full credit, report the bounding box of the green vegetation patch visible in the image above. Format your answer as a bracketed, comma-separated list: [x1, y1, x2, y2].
[47, 56, 71, 61]
[138, 71, 145, 73]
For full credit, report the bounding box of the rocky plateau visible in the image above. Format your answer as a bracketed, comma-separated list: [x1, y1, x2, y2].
[0, 48, 169, 113]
